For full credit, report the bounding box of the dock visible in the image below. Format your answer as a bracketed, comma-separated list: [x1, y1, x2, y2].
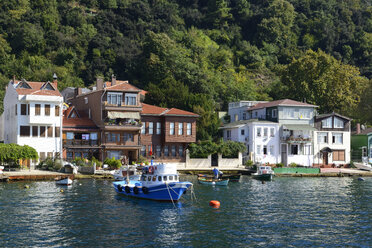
[2, 170, 74, 181]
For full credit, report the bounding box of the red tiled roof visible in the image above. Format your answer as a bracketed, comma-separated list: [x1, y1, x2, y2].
[63, 107, 98, 129]
[105, 80, 141, 92]
[13, 80, 62, 97]
[141, 103, 198, 117]
[248, 99, 317, 111]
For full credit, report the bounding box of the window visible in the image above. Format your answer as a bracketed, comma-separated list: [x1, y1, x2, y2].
[334, 118, 344, 128]
[332, 133, 343, 144]
[20, 126, 30, 136]
[156, 145, 161, 157]
[290, 144, 299, 155]
[32, 126, 38, 137]
[55, 127, 60, 137]
[178, 123, 183, 135]
[91, 133, 98, 140]
[170, 123, 175, 135]
[35, 104, 41, 116]
[47, 126, 53, 137]
[124, 93, 137, 106]
[269, 145, 274, 155]
[171, 145, 176, 157]
[67, 132, 74, 140]
[169, 176, 173, 181]
[241, 129, 245, 135]
[55, 105, 60, 116]
[21, 104, 28, 115]
[141, 122, 146, 134]
[257, 128, 261, 137]
[256, 145, 261, 155]
[284, 108, 295, 119]
[149, 122, 153, 134]
[45, 104, 50, 116]
[270, 128, 275, 137]
[317, 133, 328, 144]
[158, 176, 162, 181]
[304, 145, 312, 155]
[156, 122, 161, 135]
[67, 152, 73, 160]
[322, 118, 332, 128]
[300, 109, 311, 119]
[164, 146, 169, 157]
[123, 133, 133, 142]
[40, 126, 46, 137]
[40, 152, 46, 161]
[243, 113, 246, 120]
[362, 147, 367, 157]
[226, 130, 231, 139]
[187, 123, 192, 135]
[263, 145, 267, 155]
[107, 92, 122, 106]
[255, 112, 258, 117]
[263, 128, 268, 137]
[179, 146, 184, 157]
[272, 109, 277, 118]
[141, 146, 146, 156]
[163, 176, 167, 181]
[333, 150, 345, 161]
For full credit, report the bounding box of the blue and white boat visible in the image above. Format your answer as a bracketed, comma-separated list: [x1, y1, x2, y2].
[113, 163, 192, 202]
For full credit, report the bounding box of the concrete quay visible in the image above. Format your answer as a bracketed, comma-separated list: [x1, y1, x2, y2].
[2, 169, 74, 181]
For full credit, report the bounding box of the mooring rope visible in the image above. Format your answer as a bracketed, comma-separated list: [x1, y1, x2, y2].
[165, 183, 176, 208]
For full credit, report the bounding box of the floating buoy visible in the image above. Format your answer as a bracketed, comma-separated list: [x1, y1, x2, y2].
[60, 189, 64, 193]
[209, 200, 220, 209]
[358, 177, 365, 181]
[24, 185, 30, 189]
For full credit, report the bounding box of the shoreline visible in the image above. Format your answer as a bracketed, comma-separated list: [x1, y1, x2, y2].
[1, 168, 372, 182]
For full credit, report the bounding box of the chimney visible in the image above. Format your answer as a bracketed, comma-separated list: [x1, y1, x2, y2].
[96, 77, 104, 90]
[12, 75, 16, 84]
[356, 123, 361, 134]
[53, 73, 58, 88]
[111, 74, 116, 86]
[74, 87, 83, 98]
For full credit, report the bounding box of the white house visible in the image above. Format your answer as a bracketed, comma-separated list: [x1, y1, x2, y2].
[313, 113, 351, 166]
[3, 77, 63, 168]
[221, 119, 280, 165]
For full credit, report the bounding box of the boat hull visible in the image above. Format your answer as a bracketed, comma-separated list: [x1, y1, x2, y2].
[354, 163, 372, 171]
[198, 177, 229, 186]
[198, 174, 241, 182]
[252, 173, 273, 181]
[113, 181, 192, 202]
[56, 178, 72, 185]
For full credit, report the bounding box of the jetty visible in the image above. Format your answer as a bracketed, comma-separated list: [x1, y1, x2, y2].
[2, 170, 74, 181]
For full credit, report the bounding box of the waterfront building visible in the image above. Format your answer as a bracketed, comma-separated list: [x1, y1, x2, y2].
[62, 106, 100, 161]
[67, 76, 142, 164]
[140, 103, 198, 164]
[220, 120, 280, 165]
[3, 76, 63, 168]
[223, 99, 318, 166]
[313, 113, 351, 167]
[351, 124, 372, 164]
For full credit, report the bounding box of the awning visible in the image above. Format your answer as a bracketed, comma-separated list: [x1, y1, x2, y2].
[283, 124, 317, 131]
[320, 147, 333, 153]
[108, 111, 140, 119]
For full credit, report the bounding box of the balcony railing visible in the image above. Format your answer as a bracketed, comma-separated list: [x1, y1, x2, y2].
[281, 136, 312, 143]
[63, 140, 99, 146]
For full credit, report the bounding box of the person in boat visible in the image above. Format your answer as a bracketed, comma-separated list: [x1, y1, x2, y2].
[213, 168, 223, 179]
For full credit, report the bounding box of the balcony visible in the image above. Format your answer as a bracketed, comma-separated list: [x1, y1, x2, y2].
[103, 119, 141, 131]
[102, 140, 141, 149]
[63, 139, 99, 147]
[281, 135, 312, 143]
[102, 101, 142, 112]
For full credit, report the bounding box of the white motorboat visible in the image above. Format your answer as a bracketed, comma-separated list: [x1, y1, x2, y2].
[252, 166, 275, 180]
[112, 165, 141, 181]
[55, 177, 73, 185]
[354, 162, 372, 171]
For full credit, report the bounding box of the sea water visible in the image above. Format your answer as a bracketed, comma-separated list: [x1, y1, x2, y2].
[0, 176, 371, 247]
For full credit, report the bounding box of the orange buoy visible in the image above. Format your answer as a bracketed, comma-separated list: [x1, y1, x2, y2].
[209, 200, 220, 208]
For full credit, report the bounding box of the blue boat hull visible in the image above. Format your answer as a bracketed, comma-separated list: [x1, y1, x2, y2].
[113, 181, 192, 202]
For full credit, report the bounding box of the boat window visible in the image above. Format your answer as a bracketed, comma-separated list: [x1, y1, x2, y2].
[174, 175, 178, 180]
[163, 176, 167, 181]
[169, 176, 173, 181]
[148, 176, 152, 181]
[152, 176, 156, 181]
[142, 175, 146, 181]
[158, 176, 162, 181]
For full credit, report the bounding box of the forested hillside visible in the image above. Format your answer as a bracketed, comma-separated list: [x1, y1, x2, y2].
[0, 0, 371, 140]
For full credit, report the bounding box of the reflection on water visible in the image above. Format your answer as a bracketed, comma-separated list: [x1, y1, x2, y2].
[0, 176, 371, 247]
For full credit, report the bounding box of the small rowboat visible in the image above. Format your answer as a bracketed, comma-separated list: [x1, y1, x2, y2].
[198, 173, 241, 182]
[55, 177, 73, 185]
[197, 177, 229, 186]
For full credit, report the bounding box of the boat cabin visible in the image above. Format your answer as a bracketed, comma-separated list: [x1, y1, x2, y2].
[140, 163, 179, 186]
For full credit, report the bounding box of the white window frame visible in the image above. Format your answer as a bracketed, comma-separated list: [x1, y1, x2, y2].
[141, 122, 146, 134]
[156, 122, 161, 135]
[270, 128, 275, 137]
[263, 128, 268, 137]
[178, 123, 183, 135]
[332, 132, 343, 144]
[149, 122, 153, 134]
[256, 145, 261, 155]
[272, 109, 277, 118]
[269, 145, 274, 155]
[334, 117, 344, 128]
[322, 118, 332, 128]
[124, 93, 137, 106]
[170, 122, 175, 135]
[317, 132, 328, 144]
[187, 123, 192, 135]
[257, 127, 262, 137]
[107, 92, 122, 105]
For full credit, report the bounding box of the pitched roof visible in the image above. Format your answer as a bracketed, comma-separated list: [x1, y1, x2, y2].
[315, 112, 352, 121]
[13, 80, 62, 97]
[104, 80, 141, 92]
[141, 103, 199, 117]
[351, 127, 372, 135]
[63, 106, 98, 130]
[247, 99, 317, 111]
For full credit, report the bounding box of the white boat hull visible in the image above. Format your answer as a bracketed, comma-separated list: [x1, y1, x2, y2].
[354, 162, 372, 171]
[56, 178, 73, 185]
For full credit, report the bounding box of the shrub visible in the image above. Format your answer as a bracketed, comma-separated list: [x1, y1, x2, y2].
[88, 157, 102, 168]
[276, 163, 284, 168]
[103, 157, 121, 169]
[289, 162, 297, 167]
[136, 155, 147, 164]
[245, 160, 254, 167]
[73, 157, 86, 167]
